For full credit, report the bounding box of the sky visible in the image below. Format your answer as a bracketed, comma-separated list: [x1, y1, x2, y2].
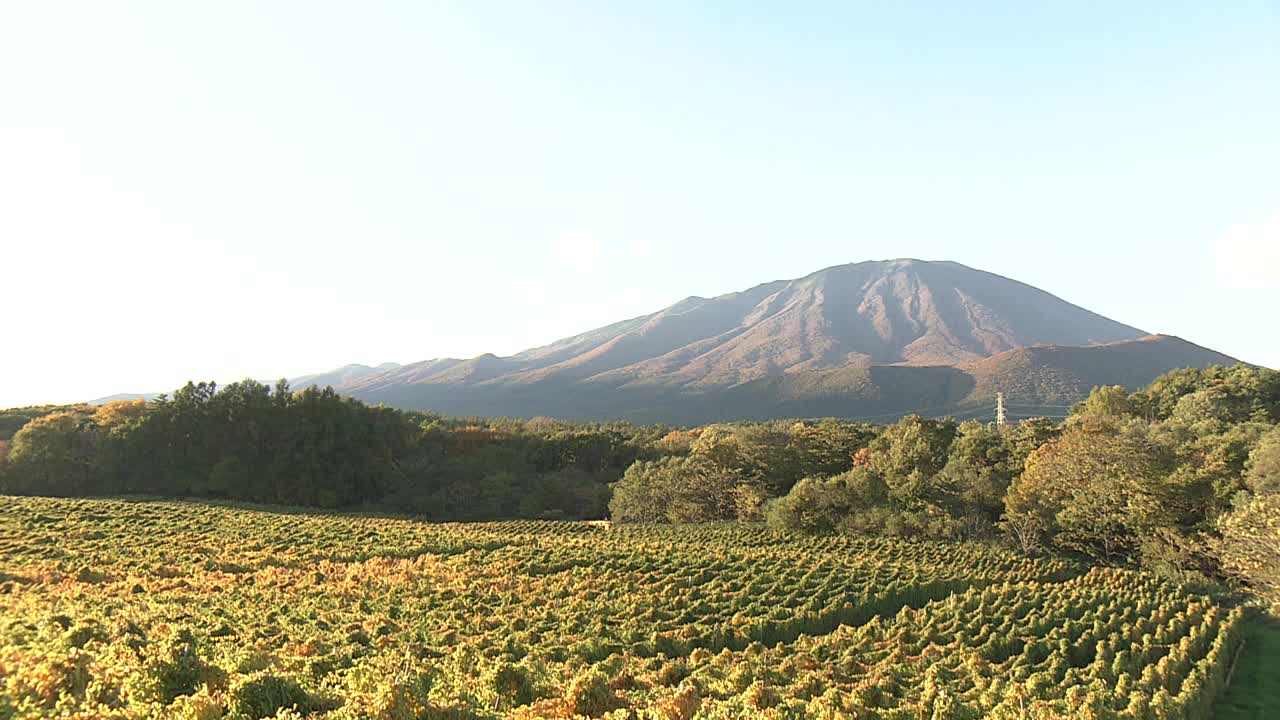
[1, 1, 1278, 407]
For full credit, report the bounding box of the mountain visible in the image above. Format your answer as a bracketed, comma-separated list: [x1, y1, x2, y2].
[86, 260, 1241, 422]
[289, 363, 402, 391]
[326, 259, 1240, 423]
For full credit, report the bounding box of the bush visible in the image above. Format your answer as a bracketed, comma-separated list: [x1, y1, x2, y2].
[566, 668, 615, 717]
[230, 674, 314, 719]
[336, 656, 435, 720]
[487, 661, 535, 709]
[764, 468, 889, 533]
[170, 689, 225, 720]
[127, 629, 206, 704]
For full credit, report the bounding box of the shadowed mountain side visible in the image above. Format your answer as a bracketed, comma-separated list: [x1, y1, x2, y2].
[345, 336, 1239, 424]
[961, 335, 1242, 406]
[347, 368, 974, 425]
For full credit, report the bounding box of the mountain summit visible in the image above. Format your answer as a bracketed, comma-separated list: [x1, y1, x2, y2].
[504, 259, 1146, 386]
[325, 260, 1235, 423]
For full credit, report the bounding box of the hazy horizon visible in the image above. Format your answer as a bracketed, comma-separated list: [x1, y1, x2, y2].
[2, 2, 1277, 407]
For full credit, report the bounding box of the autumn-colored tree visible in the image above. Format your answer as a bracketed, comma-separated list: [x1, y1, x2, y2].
[1213, 494, 1280, 612]
[449, 425, 503, 455]
[6, 412, 97, 495]
[1004, 422, 1170, 562]
[654, 429, 700, 455]
[92, 399, 148, 430]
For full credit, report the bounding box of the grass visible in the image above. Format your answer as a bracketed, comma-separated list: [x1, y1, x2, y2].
[1214, 615, 1280, 719]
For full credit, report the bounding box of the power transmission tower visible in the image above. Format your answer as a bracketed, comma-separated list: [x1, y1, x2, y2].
[996, 392, 1006, 431]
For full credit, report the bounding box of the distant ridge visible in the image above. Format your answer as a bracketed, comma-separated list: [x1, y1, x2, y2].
[87, 363, 401, 405]
[88, 392, 162, 406]
[290, 362, 403, 391]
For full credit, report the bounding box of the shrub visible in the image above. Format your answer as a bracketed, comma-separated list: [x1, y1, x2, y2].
[566, 668, 615, 717]
[488, 661, 535, 709]
[1214, 493, 1280, 611]
[127, 629, 206, 704]
[230, 674, 314, 719]
[653, 682, 700, 720]
[170, 689, 225, 720]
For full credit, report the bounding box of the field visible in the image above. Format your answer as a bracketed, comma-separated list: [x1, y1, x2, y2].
[1211, 617, 1280, 720]
[0, 497, 1252, 719]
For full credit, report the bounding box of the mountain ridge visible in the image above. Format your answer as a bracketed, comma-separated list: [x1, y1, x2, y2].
[345, 259, 1151, 393]
[88, 260, 1244, 422]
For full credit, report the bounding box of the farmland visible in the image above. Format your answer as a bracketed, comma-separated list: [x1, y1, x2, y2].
[0, 496, 1252, 719]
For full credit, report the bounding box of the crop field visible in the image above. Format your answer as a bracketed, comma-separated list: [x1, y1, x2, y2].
[0, 496, 1250, 719]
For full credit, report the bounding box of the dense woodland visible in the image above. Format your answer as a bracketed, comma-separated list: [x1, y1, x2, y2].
[1, 365, 1277, 611]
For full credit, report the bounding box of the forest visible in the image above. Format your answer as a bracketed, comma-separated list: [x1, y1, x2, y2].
[0, 364, 1277, 612]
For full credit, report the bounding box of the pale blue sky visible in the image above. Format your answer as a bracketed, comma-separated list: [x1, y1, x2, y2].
[1, 2, 1277, 407]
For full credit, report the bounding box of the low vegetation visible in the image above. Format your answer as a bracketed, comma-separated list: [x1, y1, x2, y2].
[0, 496, 1254, 718]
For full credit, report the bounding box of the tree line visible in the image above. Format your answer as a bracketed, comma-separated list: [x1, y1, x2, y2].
[756, 365, 1279, 611]
[0, 380, 665, 520]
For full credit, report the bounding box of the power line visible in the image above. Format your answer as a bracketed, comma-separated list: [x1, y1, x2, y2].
[839, 392, 1083, 424]
[844, 402, 989, 422]
[1005, 403, 1075, 408]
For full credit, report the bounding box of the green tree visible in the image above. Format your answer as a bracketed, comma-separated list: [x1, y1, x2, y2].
[865, 415, 957, 510]
[1245, 426, 1280, 495]
[1132, 365, 1280, 422]
[1070, 385, 1136, 422]
[938, 421, 1014, 533]
[609, 455, 760, 523]
[764, 467, 888, 534]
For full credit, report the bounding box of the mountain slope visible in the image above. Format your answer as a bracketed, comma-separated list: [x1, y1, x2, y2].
[290, 363, 402, 390]
[330, 260, 1238, 422]
[347, 259, 1147, 393]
